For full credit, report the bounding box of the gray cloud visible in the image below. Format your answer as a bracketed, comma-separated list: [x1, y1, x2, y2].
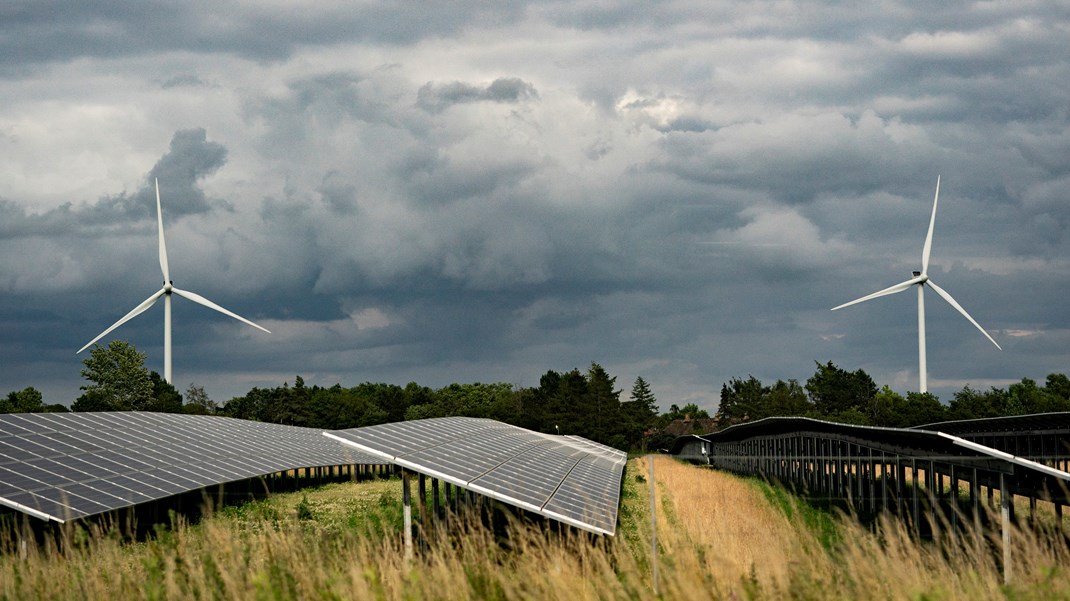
[0, 2, 533, 76]
[0, 129, 225, 240]
[147, 128, 227, 215]
[416, 77, 538, 113]
[1, 1, 1069, 414]
[161, 74, 208, 89]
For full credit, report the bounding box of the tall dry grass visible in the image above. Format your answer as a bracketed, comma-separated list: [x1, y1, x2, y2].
[642, 454, 1070, 600]
[645, 453, 812, 590]
[0, 458, 1068, 600]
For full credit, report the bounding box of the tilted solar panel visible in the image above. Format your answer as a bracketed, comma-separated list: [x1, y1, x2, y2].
[0, 412, 381, 523]
[325, 417, 627, 535]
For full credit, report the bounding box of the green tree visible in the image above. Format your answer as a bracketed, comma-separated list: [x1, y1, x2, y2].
[404, 382, 435, 410]
[585, 363, 622, 446]
[1041, 374, 1070, 412]
[2, 387, 45, 413]
[539, 369, 587, 436]
[1044, 374, 1070, 403]
[512, 386, 543, 432]
[221, 387, 271, 421]
[716, 377, 812, 425]
[263, 379, 313, 426]
[146, 372, 183, 413]
[308, 384, 388, 429]
[869, 385, 906, 427]
[716, 376, 765, 425]
[899, 392, 946, 427]
[621, 376, 659, 450]
[183, 383, 217, 415]
[948, 385, 1007, 420]
[71, 390, 112, 412]
[805, 361, 877, 420]
[372, 382, 410, 423]
[764, 379, 812, 417]
[628, 377, 657, 412]
[1005, 377, 1070, 414]
[527, 370, 563, 433]
[661, 403, 711, 422]
[75, 340, 153, 411]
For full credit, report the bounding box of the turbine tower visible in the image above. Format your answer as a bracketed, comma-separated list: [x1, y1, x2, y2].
[78, 179, 270, 384]
[831, 176, 1000, 393]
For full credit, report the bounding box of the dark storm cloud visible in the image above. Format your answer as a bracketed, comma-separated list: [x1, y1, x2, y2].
[147, 128, 227, 215]
[416, 78, 538, 114]
[0, 1, 530, 72]
[3, 1, 1070, 412]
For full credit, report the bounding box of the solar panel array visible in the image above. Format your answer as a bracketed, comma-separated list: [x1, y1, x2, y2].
[325, 417, 628, 535]
[0, 412, 380, 523]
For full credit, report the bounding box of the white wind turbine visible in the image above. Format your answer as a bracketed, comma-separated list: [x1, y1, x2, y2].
[78, 179, 270, 384]
[831, 176, 1000, 393]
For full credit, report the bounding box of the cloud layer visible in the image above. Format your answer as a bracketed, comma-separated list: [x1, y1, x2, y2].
[2, 1, 1069, 410]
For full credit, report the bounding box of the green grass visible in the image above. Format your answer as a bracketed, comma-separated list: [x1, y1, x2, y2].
[752, 478, 841, 551]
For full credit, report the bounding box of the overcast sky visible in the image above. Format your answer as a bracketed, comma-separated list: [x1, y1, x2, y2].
[2, 1, 1068, 412]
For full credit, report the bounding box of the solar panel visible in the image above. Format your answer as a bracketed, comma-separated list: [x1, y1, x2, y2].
[0, 412, 382, 523]
[325, 417, 627, 535]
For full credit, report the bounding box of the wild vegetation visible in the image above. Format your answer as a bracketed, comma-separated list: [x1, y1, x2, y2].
[2, 456, 1068, 600]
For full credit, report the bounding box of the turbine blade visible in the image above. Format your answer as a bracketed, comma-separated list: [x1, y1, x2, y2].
[77, 288, 166, 353]
[831, 276, 924, 311]
[925, 279, 1002, 350]
[156, 178, 171, 284]
[921, 175, 940, 275]
[171, 287, 271, 333]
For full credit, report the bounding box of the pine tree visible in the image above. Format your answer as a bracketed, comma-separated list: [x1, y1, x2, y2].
[623, 376, 659, 450]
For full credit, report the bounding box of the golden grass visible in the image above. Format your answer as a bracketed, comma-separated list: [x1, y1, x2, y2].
[642, 455, 1070, 600]
[1, 459, 1068, 600]
[645, 454, 809, 591]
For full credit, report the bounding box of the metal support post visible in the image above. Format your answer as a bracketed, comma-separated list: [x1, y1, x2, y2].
[418, 473, 428, 545]
[402, 469, 413, 562]
[432, 477, 440, 519]
[928, 460, 938, 541]
[1001, 472, 1012, 584]
[912, 458, 920, 538]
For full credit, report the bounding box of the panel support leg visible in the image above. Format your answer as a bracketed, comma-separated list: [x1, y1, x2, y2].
[402, 469, 413, 562]
[1001, 472, 1012, 585]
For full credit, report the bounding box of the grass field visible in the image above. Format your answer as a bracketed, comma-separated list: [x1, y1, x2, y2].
[2, 456, 1069, 600]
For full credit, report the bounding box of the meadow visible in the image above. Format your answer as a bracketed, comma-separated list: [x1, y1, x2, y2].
[1, 456, 1068, 600]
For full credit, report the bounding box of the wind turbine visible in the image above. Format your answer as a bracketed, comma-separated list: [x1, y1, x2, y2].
[831, 176, 1000, 393]
[78, 179, 270, 384]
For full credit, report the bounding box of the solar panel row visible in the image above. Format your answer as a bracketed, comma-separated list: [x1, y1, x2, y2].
[0, 412, 380, 522]
[325, 417, 627, 535]
[0, 413, 628, 537]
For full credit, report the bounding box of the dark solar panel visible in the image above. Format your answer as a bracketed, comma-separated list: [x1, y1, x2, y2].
[326, 417, 627, 535]
[0, 412, 383, 523]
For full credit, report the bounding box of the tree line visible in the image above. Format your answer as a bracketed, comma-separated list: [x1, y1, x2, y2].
[715, 360, 1070, 429]
[217, 362, 661, 451]
[3, 340, 660, 451]
[3, 341, 1069, 451]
